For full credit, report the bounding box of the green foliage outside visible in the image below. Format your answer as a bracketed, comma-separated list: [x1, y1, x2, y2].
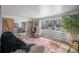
[60, 14, 79, 33]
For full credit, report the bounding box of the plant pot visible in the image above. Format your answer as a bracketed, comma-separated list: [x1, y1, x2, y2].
[70, 32, 78, 50]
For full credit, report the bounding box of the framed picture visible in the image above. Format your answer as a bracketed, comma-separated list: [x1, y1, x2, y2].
[14, 23, 18, 28]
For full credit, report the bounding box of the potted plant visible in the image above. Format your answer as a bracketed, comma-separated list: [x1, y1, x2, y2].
[60, 14, 79, 52]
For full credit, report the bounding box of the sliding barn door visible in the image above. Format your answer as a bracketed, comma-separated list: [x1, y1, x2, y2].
[2, 17, 14, 32]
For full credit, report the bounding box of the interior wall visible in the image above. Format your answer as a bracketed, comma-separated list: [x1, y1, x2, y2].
[40, 9, 79, 42]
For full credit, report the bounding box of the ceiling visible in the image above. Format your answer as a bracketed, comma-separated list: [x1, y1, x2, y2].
[2, 5, 79, 18]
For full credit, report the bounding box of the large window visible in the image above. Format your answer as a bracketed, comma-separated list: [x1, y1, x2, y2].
[41, 18, 61, 31]
[54, 19, 61, 30]
[41, 20, 55, 30]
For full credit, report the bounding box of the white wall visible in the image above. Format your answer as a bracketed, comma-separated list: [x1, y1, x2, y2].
[14, 17, 29, 27]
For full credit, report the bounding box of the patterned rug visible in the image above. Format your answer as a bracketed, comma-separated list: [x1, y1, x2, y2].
[20, 36, 68, 53]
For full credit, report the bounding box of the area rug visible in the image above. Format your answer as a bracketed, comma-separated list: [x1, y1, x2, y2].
[21, 36, 68, 53]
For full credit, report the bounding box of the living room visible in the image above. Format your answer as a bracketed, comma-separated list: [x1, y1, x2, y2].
[1, 5, 79, 53]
